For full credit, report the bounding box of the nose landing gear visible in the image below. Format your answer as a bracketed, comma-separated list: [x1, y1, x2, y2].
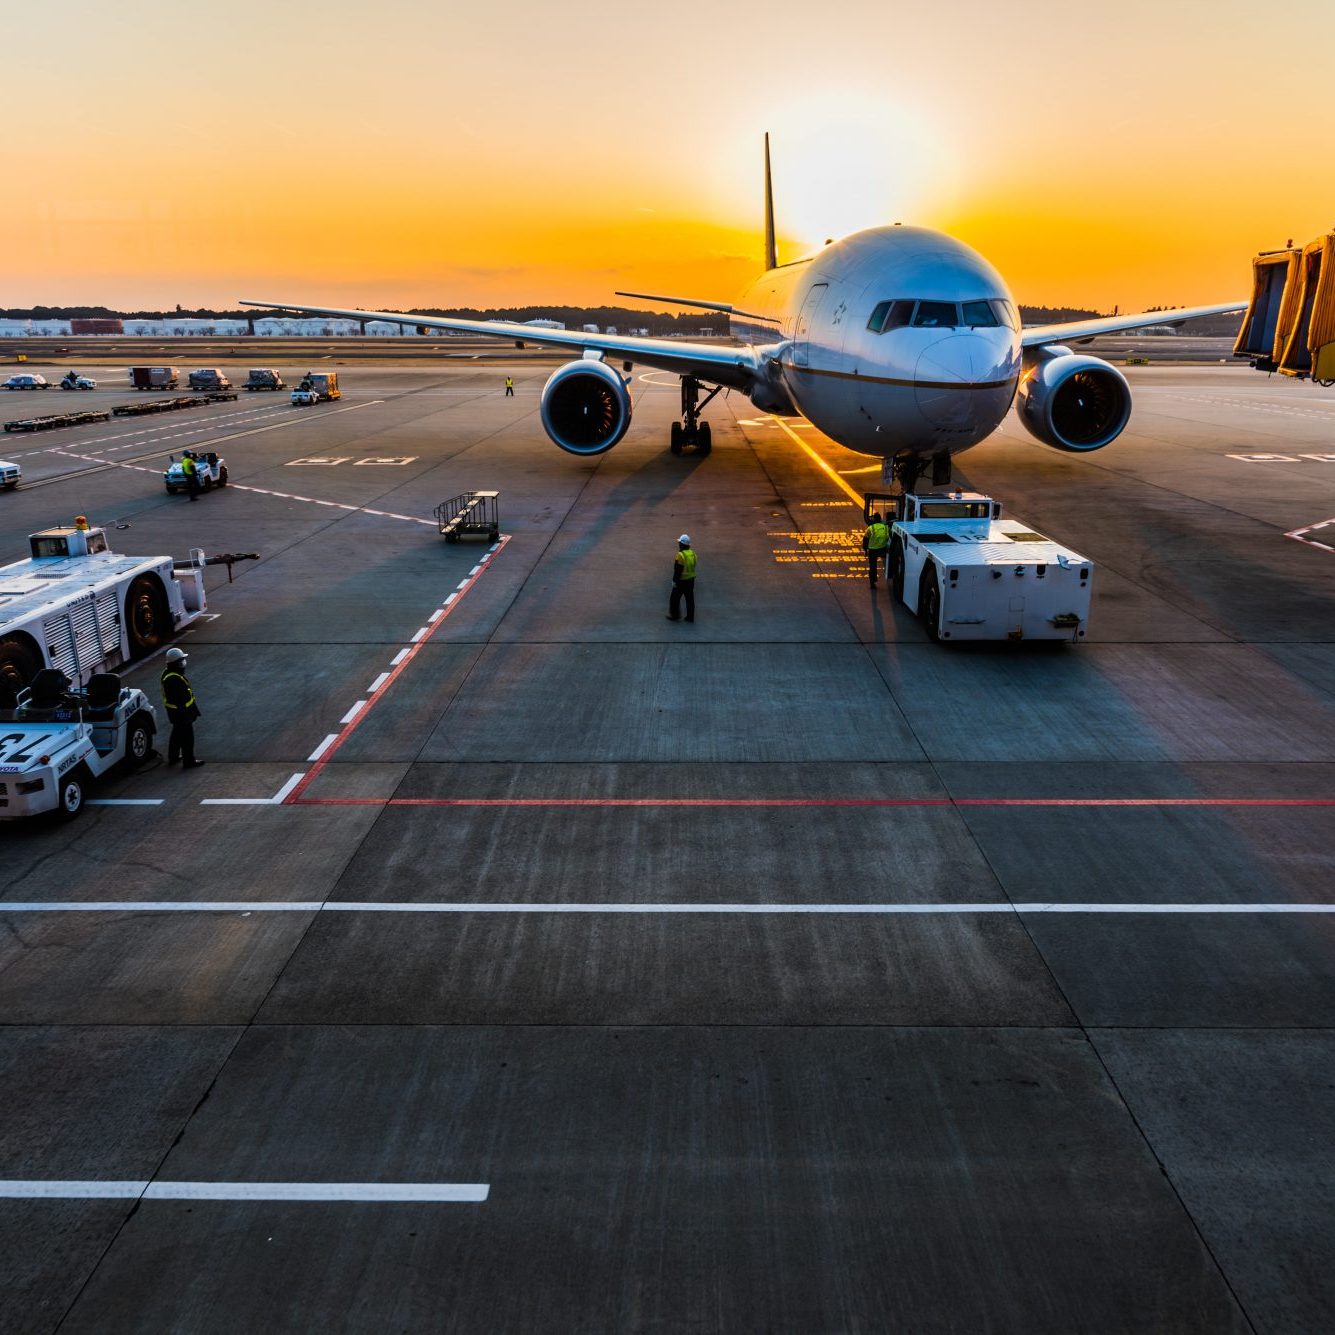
[669, 376, 722, 456]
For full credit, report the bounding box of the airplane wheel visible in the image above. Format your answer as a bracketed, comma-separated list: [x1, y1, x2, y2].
[670, 422, 684, 455]
[697, 422, 712, 455]
[919, 569, 942, 642]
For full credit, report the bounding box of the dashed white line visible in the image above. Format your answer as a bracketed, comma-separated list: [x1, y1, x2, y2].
[0, 1180, 489, 1203]
[308, 734, 339, 762]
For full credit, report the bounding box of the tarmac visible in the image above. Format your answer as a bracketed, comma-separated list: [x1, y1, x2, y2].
[1, 354, 1333, 1332]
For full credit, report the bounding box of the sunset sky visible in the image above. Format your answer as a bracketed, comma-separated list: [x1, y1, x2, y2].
[5, 0, 1332, 313]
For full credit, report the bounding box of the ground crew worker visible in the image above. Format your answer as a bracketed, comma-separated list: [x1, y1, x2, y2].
[181, 451, 200, 502]
[504, 376, 515, 397]
[667, 533, 697, 622]
[863, 511, 890, 587]
[161, 646, 204, 768]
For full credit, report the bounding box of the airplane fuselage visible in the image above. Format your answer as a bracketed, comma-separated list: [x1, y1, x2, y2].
[730, 225, 1022, 459]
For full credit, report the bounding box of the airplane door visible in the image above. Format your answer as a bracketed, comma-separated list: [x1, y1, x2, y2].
[793, 283, 827, 367]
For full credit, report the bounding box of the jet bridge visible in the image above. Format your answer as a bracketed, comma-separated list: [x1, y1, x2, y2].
[1236, 233, 1335, 384]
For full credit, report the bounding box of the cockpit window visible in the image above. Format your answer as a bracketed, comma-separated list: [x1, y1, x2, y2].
[912, 301, 957, 328]
[867, 299, 914, 333]
[990, 299, 1020, 330]
[961, 299, 999, 327]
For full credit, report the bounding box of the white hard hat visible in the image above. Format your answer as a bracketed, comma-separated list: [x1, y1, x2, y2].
[165, 647, 187, 662]
[678, 533, 691, 544]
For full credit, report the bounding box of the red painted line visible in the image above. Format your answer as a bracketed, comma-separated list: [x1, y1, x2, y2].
[289, 795, 1335, 809]
[284, 537, 509, 803]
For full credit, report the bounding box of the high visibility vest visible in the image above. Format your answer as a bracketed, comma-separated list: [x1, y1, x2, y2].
[865, 522, 889, 550]
[161, 669, 195, 712]
[676, 548, 697, 579]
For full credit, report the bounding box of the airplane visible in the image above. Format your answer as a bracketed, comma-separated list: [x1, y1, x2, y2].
[243, 136, 1245, 488]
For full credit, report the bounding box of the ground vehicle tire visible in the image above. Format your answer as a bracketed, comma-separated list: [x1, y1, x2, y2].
[670, 422, 683, 455]
[125, 713, 154, 767]
[919, 568, 942, 642]
[697, 422, 712, 455]
[0, 633, 41, 690]
[217, 466, 228, 487]
[57, 767, 88, 819]
[124, 575, 170, 658]
[889, 538, 906, 601]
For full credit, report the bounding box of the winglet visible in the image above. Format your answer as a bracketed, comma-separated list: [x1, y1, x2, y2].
[764, 132, 777, 272]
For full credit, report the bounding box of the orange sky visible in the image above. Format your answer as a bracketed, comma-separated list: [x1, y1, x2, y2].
[5, 0, 1331, 313]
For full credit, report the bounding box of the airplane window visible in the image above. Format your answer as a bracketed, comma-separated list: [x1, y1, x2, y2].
[913, 301, 958, 328]
[961, 300, 999, 327]
[867, 300, 914, 333]
[990, 299, 1020, 330]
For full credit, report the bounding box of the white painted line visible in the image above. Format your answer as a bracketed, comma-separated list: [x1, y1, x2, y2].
[7, 901, 1335, 916]
[391, 649, 410, 666]
[308, 734, 339, 762]
[410, 627, 429, 643]
[0, 1180, 488, 1203]
[200, 798, 289, 806]
[0, 903, 323, 913]
[87, 799, 165, 807]
[271, 772, 306, 804]
[368, 673, 390, 693]
[340, 700, 367, 724]
[427, 610, 443, 623]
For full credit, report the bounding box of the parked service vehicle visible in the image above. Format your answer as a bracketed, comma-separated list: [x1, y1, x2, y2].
[0, 460, 20, 490]
[244, 368, 284, 391]
[3, 374, 49, 391]
[0, 670, 157, 819]
[290, 385, 319, 406]
[188, 368, 232, 392]
[164, 450, 227, 494]
[0, 521, 206, 689]
[129, 366, 179, 391]
[299, 371, 340, 401]
[59, 371, 97, 391]
[880, 490, 1093, 642]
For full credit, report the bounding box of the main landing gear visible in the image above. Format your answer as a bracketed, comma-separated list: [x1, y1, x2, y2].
[670, 376, 722, 456]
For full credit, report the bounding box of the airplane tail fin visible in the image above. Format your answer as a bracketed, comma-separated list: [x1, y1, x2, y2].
[764, 133, 777, 271]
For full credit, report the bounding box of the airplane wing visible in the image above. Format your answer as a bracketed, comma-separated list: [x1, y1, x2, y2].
[239, 300, 761, 389]
[1021, 301, 1247, 347]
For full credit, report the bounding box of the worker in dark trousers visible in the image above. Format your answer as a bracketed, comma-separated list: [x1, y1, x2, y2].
[863, 511, 890, 587]
[161, 646, 204, 768]
[182, 451, 200, 502]
[666, 533, 697, 622]
[504, 376, 515, 396]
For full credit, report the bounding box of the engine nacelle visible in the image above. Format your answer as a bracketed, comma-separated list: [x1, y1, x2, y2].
[1017, 348, 1132, 452]
[539, 359, 632, 456]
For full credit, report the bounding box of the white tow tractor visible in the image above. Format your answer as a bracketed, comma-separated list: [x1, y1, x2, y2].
[0, 669, 157, 818]
[164, 451, 228, 494]
[0, 521, 207, 689]
[873, 490, 1093, 642]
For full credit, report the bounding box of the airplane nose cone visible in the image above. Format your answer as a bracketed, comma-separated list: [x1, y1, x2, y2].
[914, 334, 1014, 429]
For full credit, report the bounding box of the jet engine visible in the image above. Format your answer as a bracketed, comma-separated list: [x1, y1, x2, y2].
[1017, 347, 1132, 452]
[539, 359, 632, 456]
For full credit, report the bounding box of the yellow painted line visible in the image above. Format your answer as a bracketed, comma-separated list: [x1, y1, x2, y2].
[768, 416, 863, 508]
